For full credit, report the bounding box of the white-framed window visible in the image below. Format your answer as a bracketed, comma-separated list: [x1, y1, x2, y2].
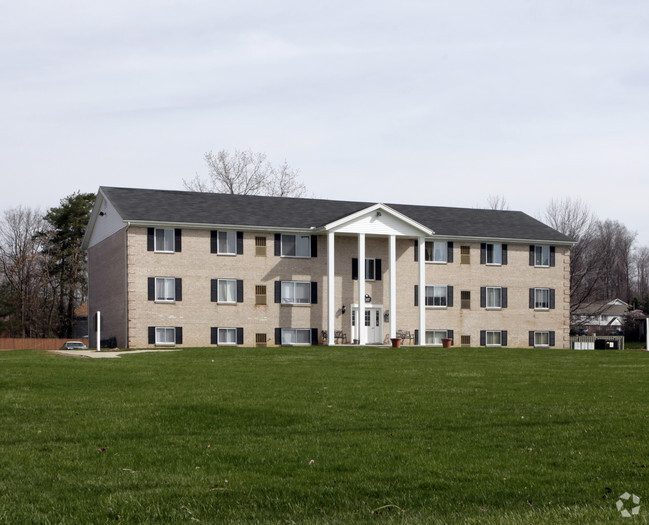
[534, 331, 550, 347]
[425, 241, 447, 263]
[218, 327, 237, 345]
[486, 287, 502, 309]
[485, 243, 502, 265]
[218, 279, 237, 304]
[485, 330, 502, 346]
[281, 281, 311, 304]
[281, 328, 312, 345]
[534, 288, 550, 310]
[425, 285, 448, 307]
[534, 246, 550, 267]
[155, 327, 176, 345]
[425, 330, 448, 346]
[281, 234, 311, 258]
[217, 231, 236, 255]
[155, 228, 174, 253]
[155, 277, 175, 302]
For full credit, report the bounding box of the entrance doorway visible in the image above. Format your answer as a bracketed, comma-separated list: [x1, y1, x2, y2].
[351, 306, 383, 344]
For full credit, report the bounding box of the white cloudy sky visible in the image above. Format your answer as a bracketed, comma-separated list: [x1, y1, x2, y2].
[2, 1, 649, 242]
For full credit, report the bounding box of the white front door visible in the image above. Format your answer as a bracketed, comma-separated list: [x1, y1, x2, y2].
[351, 307, 383, 344]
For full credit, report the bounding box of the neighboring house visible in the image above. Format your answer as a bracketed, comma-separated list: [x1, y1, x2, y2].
[572, 299, 630, 334]
[72, 302, 88, 338]
[82, 187, 574, 349]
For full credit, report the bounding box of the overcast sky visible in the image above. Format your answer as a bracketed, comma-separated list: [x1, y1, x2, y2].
[2, 1, 648, 243]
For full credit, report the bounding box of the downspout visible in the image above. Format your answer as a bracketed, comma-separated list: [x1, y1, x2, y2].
[125, 222, 130, 348]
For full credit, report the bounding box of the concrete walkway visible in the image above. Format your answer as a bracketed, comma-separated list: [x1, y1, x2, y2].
[51, 349, 180, 359]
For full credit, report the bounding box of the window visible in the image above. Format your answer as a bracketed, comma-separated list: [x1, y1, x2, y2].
[425, 285, 448, 307]
[534, 331, 549, 347]
[156, 327, 176, 345]
[217, 231, 236, 255]
[486, 331, 502, 346]
[365, 258, 377, 280]
[425, 330, 448, 346]
[155, 277, 175, 302]
[534, 288, 550, 310]
[352, 258, 382, 281]
[218, 279, 237, 303]
[425, 241, 447, 263]
[485, 243, 502, 265]
[461, 246, 471, 264]
[281, 281, 311, 304]
[155, 228, 174, 252]
[534, 246, 550, 267]
[218, 328, 237, 344]
[460, 335, 471, 346]
[281, 328, 312, 345]
[486, 287, 502, 309]
[461, 291, 471, 309]
[281, 234, 311, 257]
[255, 285, 267, 305]
[255, 236, 267, 257]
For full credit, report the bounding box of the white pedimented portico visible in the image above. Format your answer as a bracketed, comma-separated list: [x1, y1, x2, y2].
[323, 204, 433, 346]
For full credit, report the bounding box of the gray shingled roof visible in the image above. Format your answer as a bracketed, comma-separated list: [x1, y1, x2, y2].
[100, 186, 574, 243]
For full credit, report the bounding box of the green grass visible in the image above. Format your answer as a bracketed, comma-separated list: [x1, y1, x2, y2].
[1, 347, 648, 524]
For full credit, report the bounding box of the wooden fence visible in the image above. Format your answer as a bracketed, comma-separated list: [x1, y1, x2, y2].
[0, 338, 89, 351]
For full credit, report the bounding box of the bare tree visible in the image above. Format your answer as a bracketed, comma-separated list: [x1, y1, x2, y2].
[486, 195, 509, 210]
[183, 149, 306, 198]
[543, 197, 594, 241]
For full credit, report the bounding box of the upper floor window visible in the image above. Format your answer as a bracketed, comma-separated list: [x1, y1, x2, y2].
[530, 245, 555, 267]
[425, 285, 449, 307]
[480, 286, 507, 309]
[218, 279, 238, 304]
[352, 258, 382, 281]
[155, 277, 175, 302]
[281, 234, 311, 257]
[281, 281, 312, 304]
[218, 231, 236, 255]
[425, 241, 448, 263]
[155, 228, 174, 252]
[485, 243, 501, 265]
[532, 288, 553, 310]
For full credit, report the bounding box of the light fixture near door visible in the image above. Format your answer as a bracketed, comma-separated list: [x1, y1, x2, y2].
[365, 294, 372, 303]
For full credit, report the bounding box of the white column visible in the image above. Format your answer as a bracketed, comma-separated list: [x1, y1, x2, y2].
[418, 236, 426, 345]
[389, 234, 396, 340]
[358, 233, 366, 345]
[327, 232, 336, 346]
[96, 311, 101, 352]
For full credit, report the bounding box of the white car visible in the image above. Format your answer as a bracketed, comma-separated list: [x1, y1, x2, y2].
[64, 341, 88, 350]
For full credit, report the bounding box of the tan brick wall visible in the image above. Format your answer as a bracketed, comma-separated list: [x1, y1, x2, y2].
[124, 227, 571, 349]
[87, 228, 128, 348]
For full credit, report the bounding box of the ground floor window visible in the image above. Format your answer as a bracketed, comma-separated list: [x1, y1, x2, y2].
[156, 327, 176, 345]
[481, 330, 507, 347]
[531, 331, 555, 347]
[218, 328, 237, 344]
[281, 328, 312, 345]
[425, 330, 448, 346]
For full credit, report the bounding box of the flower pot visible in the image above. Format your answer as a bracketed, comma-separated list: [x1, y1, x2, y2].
[441, 338, 452, 348]
[391, 337, 403, 348]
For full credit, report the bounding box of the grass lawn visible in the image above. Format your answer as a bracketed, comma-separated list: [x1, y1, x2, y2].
[1, 347, 648, 524]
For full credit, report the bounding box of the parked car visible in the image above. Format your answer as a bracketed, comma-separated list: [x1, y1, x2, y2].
[610, 329, 624, 336]
[64, 341, 88, 350]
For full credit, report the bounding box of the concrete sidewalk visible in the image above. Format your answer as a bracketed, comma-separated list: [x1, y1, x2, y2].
[51, 349, 180, 358]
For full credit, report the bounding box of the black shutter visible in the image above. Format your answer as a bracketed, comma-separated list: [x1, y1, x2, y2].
[480, 330, 486, 346]
[274, 281, 281, 303]
[414, 239, 419, 261]
[236, 232, 244, 255]
[550, 246, 556, 267]
[501, 287, 507, 309]
[447, 329, 454, 341]
[375, 259, 382, 281]
[529, 288, 535, 309]
[148, 326, 156, 345]
[549, 289, 556, 309]
[529, 245, 535, 266]
[175, 327, 183, 345]
[174, 229, 182, 252]
[311, 328, 318, 345]
[211, 279, 218, 302]
[501, 330, 507, 346]
[414, 285, 419, 306]
[275, 328, 282, 345]
[311, 236, 317, 257]
[237, 327, 244, 345]
[447, 242, 454, 263]
[502, 244, 507, 265]
[352, 258, 358, 280]
[480, 243, 486, 264]
[311, 282, 318, 304]
[480, 287, 486, 308]
[147, 228, 155, 251]
[447, 285, 454, 307]
[210, 231, 218, 253]
[274, 234, 281, 256]
[549, 331, 556, 346]
[175, 278, 182, 301]
[148, 277, 155, 301]
[211, 327, 218, 345]
[529, 331, 535, 347]
[414, 329, 419, 345]
[237, 280, 244, 303]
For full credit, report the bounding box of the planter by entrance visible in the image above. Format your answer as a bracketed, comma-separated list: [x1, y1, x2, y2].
[441, 338, 453, 348]
[390, 337, 402, 348]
